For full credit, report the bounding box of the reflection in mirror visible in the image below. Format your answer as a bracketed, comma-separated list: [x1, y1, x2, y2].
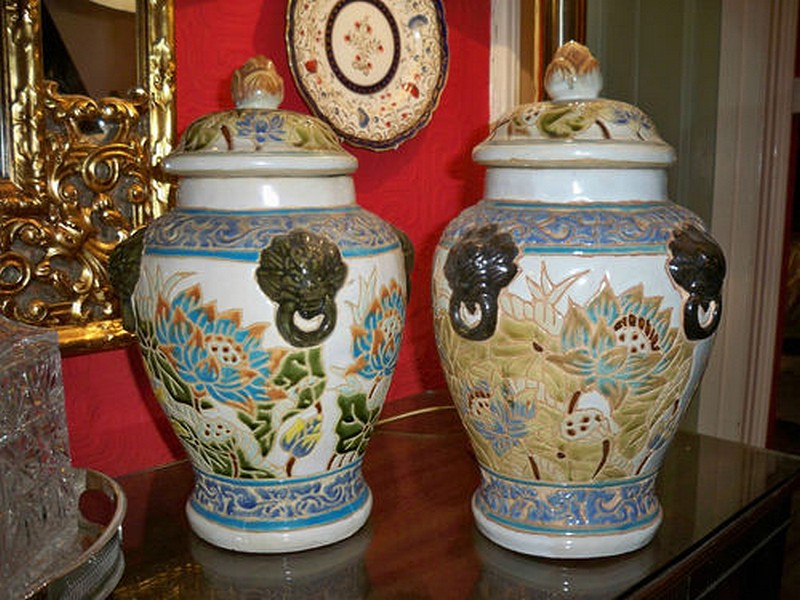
[43, 0, 136, 97]
[42, 5, 87, 96]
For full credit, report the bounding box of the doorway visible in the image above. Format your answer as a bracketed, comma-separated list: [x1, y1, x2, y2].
[772, 114, 800, 455]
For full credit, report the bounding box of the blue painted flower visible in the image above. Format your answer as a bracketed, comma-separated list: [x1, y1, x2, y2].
[468, 380, 536, 457]
[548, 283, 680, 402]
[236, 111, 286, 146]
[348, 279, 406, 381]
[154, 285, 273, 409]
[280, 413, 322, 459]
[607, 104, 654, 138]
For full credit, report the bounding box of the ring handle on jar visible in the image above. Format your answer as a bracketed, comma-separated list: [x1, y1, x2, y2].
[684, 294, 723, 341]
[444, 224, 519, 342]
[667, 223, 726, 341]
[256, 229, 347, 348]
[448, 293, 497, 341]
[276, 295, 337, 347]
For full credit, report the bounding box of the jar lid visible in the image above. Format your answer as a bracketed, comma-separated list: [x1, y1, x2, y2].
[473, 42, 675, 168]
[163, 56, 357, 177]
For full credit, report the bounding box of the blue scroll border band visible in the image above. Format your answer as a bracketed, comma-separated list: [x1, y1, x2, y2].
[475, 466, 662, 536]
[189, 460, 369, 531]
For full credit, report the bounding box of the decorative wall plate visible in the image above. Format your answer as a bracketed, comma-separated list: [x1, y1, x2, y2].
[286, 0, 448, 151]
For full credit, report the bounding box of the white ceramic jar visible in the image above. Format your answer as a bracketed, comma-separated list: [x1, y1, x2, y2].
[432, 43, 725, 558]
[110, 56, 410, 553]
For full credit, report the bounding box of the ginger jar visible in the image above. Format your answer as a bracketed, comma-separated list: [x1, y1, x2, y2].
[431, 43, 725, 558]
[110, 56, 411, 553]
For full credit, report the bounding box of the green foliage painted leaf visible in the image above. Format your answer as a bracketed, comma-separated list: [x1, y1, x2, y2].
[335, 392, 380, 456]
[288, 115, 341, 151]
[234, 448, 277, 480]
[153, 352, 193, 406]
[236, 347, 328, 457]
[238, 410, 274, 456]
[272, 348, 327, 411]
[133, 283, 337, 477]
[136, 316, 194, 407]
[538, 106, 592, 138]
[183, 121, 223, 151]
[171, 417, 276, 479]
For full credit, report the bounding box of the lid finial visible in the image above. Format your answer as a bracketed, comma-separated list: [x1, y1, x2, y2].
[544, 41, 602, 102]
[231, 55, 285, 109]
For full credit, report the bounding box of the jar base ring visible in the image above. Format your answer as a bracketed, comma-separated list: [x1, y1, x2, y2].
[472, 490, 662, 559]
[186, 489, 372, 553]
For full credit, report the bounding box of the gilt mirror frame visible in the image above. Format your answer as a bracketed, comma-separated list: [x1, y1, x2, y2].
[0, 0, 175, 354]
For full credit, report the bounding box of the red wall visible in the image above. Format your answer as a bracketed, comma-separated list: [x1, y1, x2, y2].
[63, 0, 490, 476]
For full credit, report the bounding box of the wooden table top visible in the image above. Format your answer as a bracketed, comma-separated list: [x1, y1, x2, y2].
[110, 390, 800, 599]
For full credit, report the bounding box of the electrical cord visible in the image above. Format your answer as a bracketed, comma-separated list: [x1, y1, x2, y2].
[376, 405, 455, 427]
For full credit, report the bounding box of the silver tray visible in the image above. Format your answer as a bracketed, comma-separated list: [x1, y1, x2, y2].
[21, 468, 127, 600]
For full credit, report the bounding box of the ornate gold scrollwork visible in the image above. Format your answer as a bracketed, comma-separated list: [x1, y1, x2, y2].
[0, 0, 175, 353]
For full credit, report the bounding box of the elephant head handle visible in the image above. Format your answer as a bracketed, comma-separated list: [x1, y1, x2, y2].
[444, 224, 519, 341]
[668, 223, 727, 341]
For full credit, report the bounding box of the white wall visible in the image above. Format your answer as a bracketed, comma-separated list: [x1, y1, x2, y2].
[587, 0, 798, 445]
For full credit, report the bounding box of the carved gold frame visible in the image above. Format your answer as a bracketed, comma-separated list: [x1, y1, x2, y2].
[0, 0, 175, 354]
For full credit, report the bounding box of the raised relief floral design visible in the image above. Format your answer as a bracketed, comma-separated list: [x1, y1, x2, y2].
[180, 110, 343, 153]
[344, 15, 384, 76]
[235, 111, 287, 148]
[334, 391, 381, 464]
[279, 409, 323, 476]
[490, 41, 659, 144]
[500, 263, 587, 336]
[537, 103, 603, 138]
[280, 413, 322, 457]
[133, 268, 407, 481]
[607, 104, 655, 139]
[461, 379, 536, 457]
[154, 284, 273, 412]
[500, 100, 658, 142]
[176, 54, 344, 154]
[547, 282, 676, 404]
[434, 272, 695, 482]
[347, 273, 406, 381]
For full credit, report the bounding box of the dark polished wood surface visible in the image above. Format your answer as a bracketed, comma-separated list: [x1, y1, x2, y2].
[111, 391, 800, 599]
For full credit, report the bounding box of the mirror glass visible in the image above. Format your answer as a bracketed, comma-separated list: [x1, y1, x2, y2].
[42, 0, 136, 98]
